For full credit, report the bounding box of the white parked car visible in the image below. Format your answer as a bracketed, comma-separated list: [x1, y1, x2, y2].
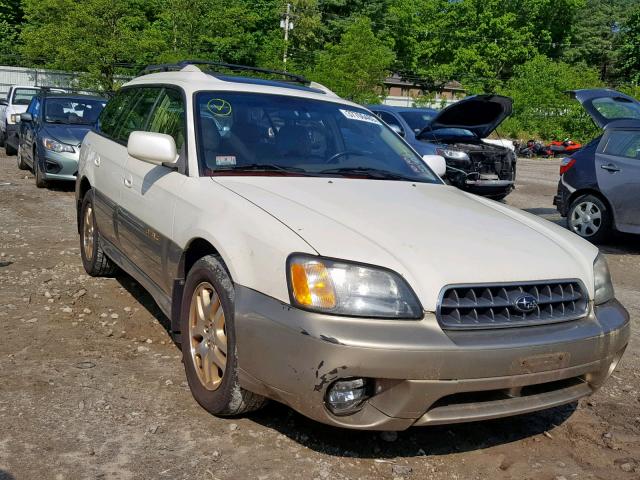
[75, 62, 629, 431]
[0, 85, 41, 154]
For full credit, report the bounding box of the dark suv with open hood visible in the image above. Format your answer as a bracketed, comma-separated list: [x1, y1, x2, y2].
[369, 95, 516, 199]
[554, 89, 640, 243]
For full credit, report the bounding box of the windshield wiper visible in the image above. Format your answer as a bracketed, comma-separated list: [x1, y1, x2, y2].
[317, 167, 414, 181]
[216, 163, 312, 175]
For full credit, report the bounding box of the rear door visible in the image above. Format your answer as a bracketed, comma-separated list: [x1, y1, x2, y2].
[118, 87, 187, 294]
[595, 127, 640, 233]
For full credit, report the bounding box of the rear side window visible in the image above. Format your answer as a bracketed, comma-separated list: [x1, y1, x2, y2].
[600, 130, 640, 159]
[112, 88, 162, 143]
[147, 88, 185, 150]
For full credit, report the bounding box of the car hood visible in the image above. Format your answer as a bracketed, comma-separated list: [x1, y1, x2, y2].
[43, 124, 93, 146]
[214, 177, 597, 311]
[417, 94, 513, 139]
[569, 89, 640, 129]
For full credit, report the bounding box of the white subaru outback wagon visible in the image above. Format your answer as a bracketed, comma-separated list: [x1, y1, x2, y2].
[75, 61, 629, 431]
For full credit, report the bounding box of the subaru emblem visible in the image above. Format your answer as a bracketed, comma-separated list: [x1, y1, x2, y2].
[514, 294, 538, 313]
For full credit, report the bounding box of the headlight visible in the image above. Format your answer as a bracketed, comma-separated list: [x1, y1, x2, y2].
[287, 254, 422, 319]
[43, 137, 75, 153]
[593, 253, 614, 305]
[6, 113, 15, 124]
[436, 148, 469, 161]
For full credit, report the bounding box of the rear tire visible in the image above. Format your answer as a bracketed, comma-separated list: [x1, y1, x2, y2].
[79, 190, 117, 276]
[180, 255, 267, 416]
[0, 129, 5, 147]
[567, 194, 611, 244]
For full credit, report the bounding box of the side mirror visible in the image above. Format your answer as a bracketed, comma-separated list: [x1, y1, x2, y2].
[423, 154, 447, 177]
[20, 113, 32, 123]
[0, 98, 7, 106]
[127, 131, 178, 166]
[390, 124, 405, 137]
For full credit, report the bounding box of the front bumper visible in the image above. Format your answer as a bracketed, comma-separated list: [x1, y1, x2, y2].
[40, 149, 79, 181]
[235, 286, 629, 430]
[5, 123, 18, 148]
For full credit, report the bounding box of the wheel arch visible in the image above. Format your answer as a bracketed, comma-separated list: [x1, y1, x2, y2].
[76, 177, 93, 233]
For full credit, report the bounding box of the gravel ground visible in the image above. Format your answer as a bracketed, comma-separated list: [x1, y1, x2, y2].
[0, 154, 638, 480]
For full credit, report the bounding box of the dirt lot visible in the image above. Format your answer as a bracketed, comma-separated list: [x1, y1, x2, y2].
[1, 154, 638, 480]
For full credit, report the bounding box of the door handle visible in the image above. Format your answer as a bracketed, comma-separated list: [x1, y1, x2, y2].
[600, 163, 620, 173]
[123, 176, 133, 188]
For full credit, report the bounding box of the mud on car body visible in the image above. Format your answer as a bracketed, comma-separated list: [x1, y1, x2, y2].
[76, 62, 629, 431]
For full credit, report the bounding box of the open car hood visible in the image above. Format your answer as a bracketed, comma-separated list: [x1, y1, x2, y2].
[417, 94, 513, 139]
[569, 89, 640, 129]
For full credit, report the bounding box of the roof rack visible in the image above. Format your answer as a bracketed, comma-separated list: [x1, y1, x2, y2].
[140, 60, 309, 86]
[40, 86, 109, 97]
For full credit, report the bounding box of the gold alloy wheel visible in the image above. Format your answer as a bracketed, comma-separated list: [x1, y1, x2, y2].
[83, 204, 95, 260]
[189, 282, 227, 391]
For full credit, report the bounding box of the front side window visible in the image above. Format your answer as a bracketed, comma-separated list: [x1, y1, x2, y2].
[27, 97, 41, 119]
[600, 130, 640, 160]
[99, 89, 137, 138]
[147, 88, 185, 150]
[112, 87, 162, 143]
[195, 92, 440, 183]
[12, 88, 39, 106]
[44, 97, 106, 125]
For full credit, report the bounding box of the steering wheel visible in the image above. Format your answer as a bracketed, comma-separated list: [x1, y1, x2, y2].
[326, 150, 370, 164]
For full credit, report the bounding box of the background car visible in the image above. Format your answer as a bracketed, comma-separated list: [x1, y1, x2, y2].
[0, 85, 41, 155]
[16, 90, 107, 188]
[554, 88, 640, 243]
[368, 97, 517, 200]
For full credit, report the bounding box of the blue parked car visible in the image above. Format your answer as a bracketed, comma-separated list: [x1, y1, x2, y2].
[368, 95, 516, 199]
[16, 89, 107, 188]
[554, 88, 640, 243]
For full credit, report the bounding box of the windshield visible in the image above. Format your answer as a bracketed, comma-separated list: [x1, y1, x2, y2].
[398, 110, 437, 132]
[195, 92, 440, 183]
[44, 97, 106, 125]
[419, 127, 476, 140]
[12, 88, 38, 106]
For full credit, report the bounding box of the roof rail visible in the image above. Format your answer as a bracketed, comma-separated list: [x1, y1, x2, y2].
[140, 60, 310, 85]
[40, 86, 109, 97]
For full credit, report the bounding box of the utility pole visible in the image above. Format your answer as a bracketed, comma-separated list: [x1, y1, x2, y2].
[280, 3, 294, 70]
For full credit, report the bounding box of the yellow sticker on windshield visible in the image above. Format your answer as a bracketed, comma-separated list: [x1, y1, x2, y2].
[207, 98, 232, 117]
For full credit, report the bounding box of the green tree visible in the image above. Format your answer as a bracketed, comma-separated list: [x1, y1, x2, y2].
[20, 0, 163, 91]
[617, 6, 640, 84]
[0, 0, 22, 64]
[310, 17, 395, 103]
[499, 55, 604, 140]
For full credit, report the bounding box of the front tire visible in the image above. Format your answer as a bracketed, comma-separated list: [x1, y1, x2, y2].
[16, 144, 28, 170]
[567, 194, 611, 243]
[79, 190, 117, 276]
[180, 255, 267, 416]
[34, 155, 48, 188]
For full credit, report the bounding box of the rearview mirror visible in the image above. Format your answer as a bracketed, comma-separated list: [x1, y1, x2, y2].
[127, 131, 178, 166]
[0, 98, 7, 106]
[20, 113, 32, 123]
[423, 154, 447, 177]
[390, 124, 405, 137]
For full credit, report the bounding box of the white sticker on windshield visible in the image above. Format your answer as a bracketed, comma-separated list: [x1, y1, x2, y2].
[339, 109, 381, 125]
[216, 155, 236, 166]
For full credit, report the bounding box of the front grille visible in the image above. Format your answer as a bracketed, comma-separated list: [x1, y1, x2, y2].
[437, 280, 589, 330]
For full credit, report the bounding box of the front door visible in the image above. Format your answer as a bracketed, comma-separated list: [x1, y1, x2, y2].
[118, 87, 187, 294]
[596, 127, 640, 233]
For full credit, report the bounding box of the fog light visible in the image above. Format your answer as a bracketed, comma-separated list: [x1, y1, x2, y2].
[325, 378, 369, 416]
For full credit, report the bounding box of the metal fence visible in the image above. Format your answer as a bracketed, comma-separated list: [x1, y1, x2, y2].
[0, 65, 131, 97]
